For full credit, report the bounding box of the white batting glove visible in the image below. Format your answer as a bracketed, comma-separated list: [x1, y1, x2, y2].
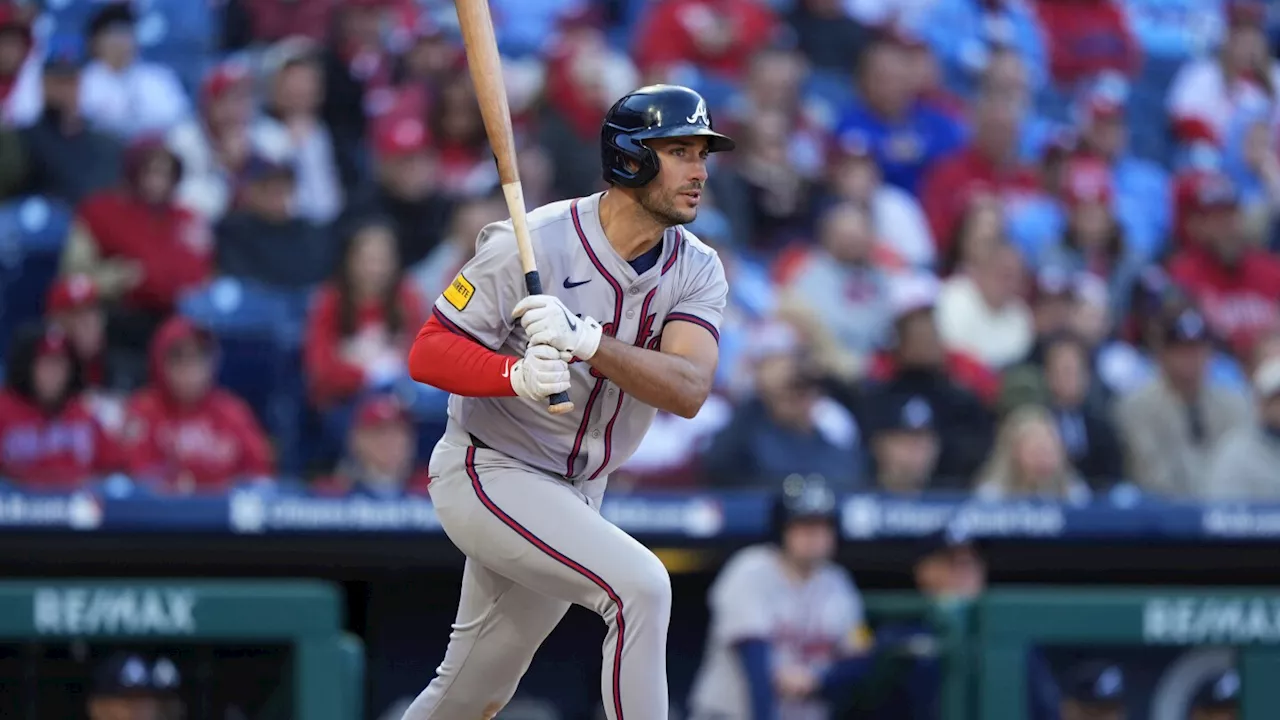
[512, 294, 604, 361]
[509, 344, 572, 402]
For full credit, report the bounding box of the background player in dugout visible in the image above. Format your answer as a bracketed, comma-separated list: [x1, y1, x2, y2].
[402, 84, 733, 720]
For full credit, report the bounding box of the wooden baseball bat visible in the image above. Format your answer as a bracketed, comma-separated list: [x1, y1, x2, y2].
[455, 0, 574, 415]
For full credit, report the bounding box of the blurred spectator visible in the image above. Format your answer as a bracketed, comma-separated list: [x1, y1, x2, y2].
[701, 322, 862, 489]
[168, 60, 291, 222]
[861, 393, 942, 493]
[393, 20, 463, 89]
[121, 317, 273, 495]
[1040, 158, 1143, 319]
[409, 190, 509, 300]
[44, 274, 129, 433]
[974, 404, 1090, 502]
[1033, 0, 1140, 88]
[941, 192, 1006, 277]
[345, 115, 454, 269]
[1058, 662, 1127, 720]
[921, 50, 1041, 249]
[787, 0, 870, 74]
[1115, 308, 1252, 498]
[227, 0, 341, 46]
[79, 2, 190, 139]
[1167, 1, 1277, 147]
[1205, 358, 1280, 500]
[0, 322, 118, 489]
[63, 137, 213, 362]
[631, 0, 777, 84]
[0, 4, 39, 128]
[305, 219, 425, 438]
[1167, 172, 1280, 357]
[1222, 108, 1280, 242]
[321, 0, 398, 189]
[215, 154, 337, 289]
[1005, 333, 1125, 490]
[20, 44, 122, 205]
[862, 275, 996, 480]
[539, 9, 639, 199]
[257, 37, 345, 224]
[1073, 73, 1170, 261]
[824, 134, 935, 268]
[776, 202, 894, 362]
[835, 31, 964, 195]
[1026, 268, 1082, 353]
[314, 394, 430, 497]
[936, 244, 1034, 370]
[724, 46, 827, 180]
[1189, 669, 1240, 720]
[88, 652, 184, 720]
[725, 108, 816, 252]
[424, 73, 494, 196]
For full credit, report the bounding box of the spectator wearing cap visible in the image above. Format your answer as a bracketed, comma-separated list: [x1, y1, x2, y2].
[862, 274, 996, 479]
[167, 60, 293, 222]
[1205, 358, 1280, 499]
[321, 0, 398, 190]
[344, 114, 454, 269]
[44, 274, 114, 389]
[1189, 669, 1239, 720]
[861, 393, 945, 492]
[1059, 661, 1127, 720]
[0, 321, 120, 490]
[62, 136, 213, 363]
[314, 394, 430, 497]
[1167, 171, 1280, 357]
[824, 131, 936, 268]
[121, 316, 272, 495]
[19, 40, 122, 205]
[1167, 1, 1278, 148]
[787, 0, 872, 75]
[215, 154, 338, 289]
[833, 29, 965, 196]
[78, 1, 190, 139]
[937, 243, 1035, 370]
[1038, 158, 1144, 320]
[631, 0, 777, 85]
[87, 652, 184, 720]
[0, 4, 40, 128]
[975, 404, 1091, 502]
[920, 49, 1043, 250]
[1033, 0, 1139, 88]
[776, 202, 896, 366]
[1071, 73, 1170, 260]
[1115, 308, 1252, 498]
[700, 321, 862, 489]
[255, 37, 344, 225]
[538, 11, 640, 199]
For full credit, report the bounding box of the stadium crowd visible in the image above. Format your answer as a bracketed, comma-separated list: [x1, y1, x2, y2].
[0, 0, 1276, 504]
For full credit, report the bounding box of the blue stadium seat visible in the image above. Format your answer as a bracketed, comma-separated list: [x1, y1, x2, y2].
[0, 197, 74, 359]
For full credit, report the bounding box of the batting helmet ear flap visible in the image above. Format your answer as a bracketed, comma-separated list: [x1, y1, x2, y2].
[602, 128, 660, 188]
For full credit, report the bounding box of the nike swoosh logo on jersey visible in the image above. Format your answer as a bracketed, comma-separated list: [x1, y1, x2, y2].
[562, 309, 577, 331]
[563, 278, 591, 289]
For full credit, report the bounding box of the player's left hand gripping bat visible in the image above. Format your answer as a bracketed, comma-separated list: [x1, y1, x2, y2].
[455, 0, 574, 415]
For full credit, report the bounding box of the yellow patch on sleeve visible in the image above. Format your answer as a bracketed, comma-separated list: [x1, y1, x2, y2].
[443, 273, 475, 311]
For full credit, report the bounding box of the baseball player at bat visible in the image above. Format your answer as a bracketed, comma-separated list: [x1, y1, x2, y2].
[402, 84, 734, 720]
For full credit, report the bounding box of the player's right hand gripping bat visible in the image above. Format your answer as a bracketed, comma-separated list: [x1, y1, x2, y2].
[455, 0, 573, 414]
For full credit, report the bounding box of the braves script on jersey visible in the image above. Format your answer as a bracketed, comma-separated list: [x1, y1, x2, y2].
[433, 190, 728, 479]
[688, 546, 865, 720]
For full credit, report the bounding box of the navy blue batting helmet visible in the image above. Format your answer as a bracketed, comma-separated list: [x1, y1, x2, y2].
[600, 84, 736, 188]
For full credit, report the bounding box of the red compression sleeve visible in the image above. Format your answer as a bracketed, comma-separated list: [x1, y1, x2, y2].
[409, 314, 518, 397]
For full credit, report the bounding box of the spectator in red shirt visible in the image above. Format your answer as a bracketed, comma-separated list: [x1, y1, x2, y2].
[632, 0, 777, 83]
[312, 394, 429, 498]
[61, 136, 213, 365]
[305, 218, 426, 430]
[44, 274, 131, 434]
[121, 317, 273, 495]
[1168, 173, 1280, 358]
[0, 322, 118, 489]
[921, 53, 1042, 252]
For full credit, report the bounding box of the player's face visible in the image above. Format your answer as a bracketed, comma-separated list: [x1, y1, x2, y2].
[165, 339, 213, 403]
[353, 421, 413, 481]
[638, 137, 710, 227]
[782, 518, 835, 565]
[33, 351, 71, 404]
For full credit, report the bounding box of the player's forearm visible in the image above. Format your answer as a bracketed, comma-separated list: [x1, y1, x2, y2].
[408, 316, 518, 397]
[586, 335, 709, 418]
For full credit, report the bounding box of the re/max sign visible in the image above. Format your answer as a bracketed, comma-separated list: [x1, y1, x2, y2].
[33, 587, 198, 636]
[1144, 597, 1280, 644]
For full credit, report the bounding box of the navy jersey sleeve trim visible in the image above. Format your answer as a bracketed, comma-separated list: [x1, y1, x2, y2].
[432, 307, 496, 350]
[663, 312, 720, 344]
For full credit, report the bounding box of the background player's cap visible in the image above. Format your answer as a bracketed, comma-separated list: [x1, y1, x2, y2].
[1062, 661, 1126, 705]
[1191, 669, 1241, 709]
[91, 652, 182, 698]
[775, 475, 837, 526]
[600, 84, 735, 188]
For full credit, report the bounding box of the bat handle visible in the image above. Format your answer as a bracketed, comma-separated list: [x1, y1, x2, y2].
[524, 270, 576, 415]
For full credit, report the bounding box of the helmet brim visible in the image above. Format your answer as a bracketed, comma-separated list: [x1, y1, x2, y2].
[632, 126, 736, 153]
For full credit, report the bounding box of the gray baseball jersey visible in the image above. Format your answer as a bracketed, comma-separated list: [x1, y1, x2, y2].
[401, 192, 727, 720]
[432, 190, 728, 479]
[687, 545, 866, 720]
